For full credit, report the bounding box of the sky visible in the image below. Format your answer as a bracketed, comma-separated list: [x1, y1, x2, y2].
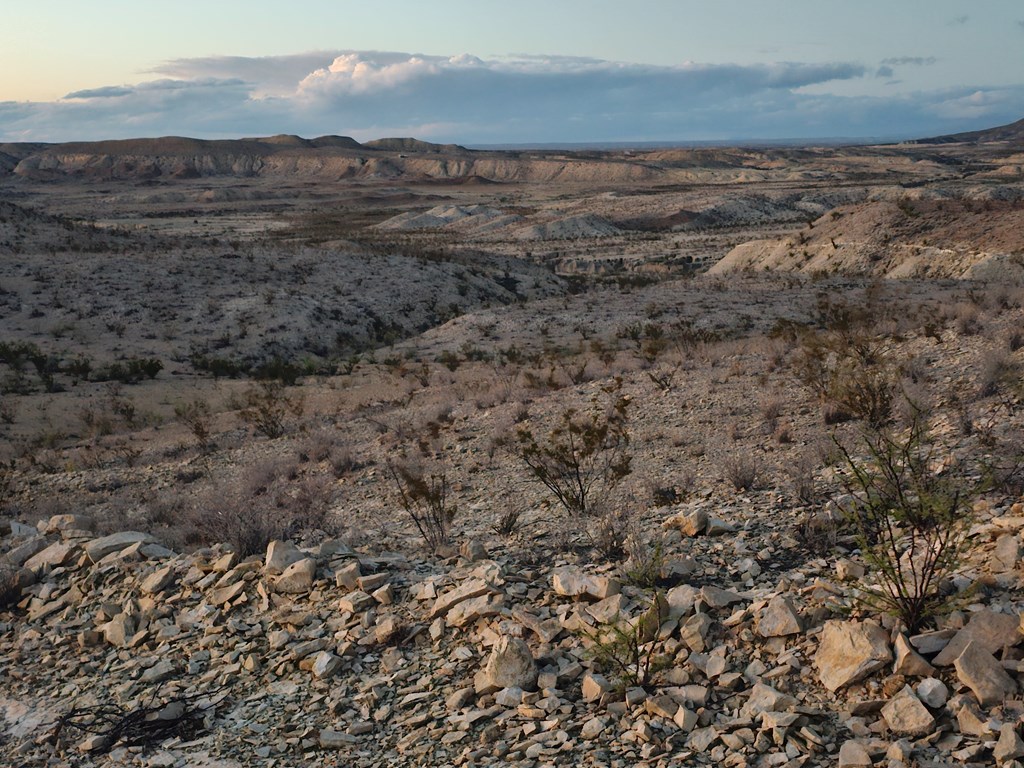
[1, 0, 1022, 144]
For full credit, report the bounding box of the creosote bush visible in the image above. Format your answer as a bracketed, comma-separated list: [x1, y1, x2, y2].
[174, 398, 213, 452]
[835, 410, 975, 633]
[513, 379, 632, 521]
[238, 381, 304, 438]
[387, 458, 457, 552]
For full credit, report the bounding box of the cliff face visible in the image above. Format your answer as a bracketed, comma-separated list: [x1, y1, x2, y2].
[0, 136, 664, 184]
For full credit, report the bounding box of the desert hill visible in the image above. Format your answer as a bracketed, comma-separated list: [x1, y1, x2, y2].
[914, 116, 1024, 145]
[709, 197, 1024, 279]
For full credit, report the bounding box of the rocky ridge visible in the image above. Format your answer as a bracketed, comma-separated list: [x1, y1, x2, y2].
[4, 493, 1024, 768]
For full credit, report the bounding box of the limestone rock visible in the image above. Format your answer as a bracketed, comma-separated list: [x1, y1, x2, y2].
[993, 533, 1021, 573]
[140, 565, 176, 595]
[338, 590, 375, 614]
[893, 633, 935, 677]
[954, 640, 1017, 707]
[740, 682, 797, 717]
[334, 560, 361, 590]
[915, 677, 948, 708]
[881, 685, 935, 737]
[582, 672, 613, 702]
[84, 531, 153, 562]
[264, 540, 304, 575]
[995, 723, 1024, 765]
[23, 541, 78, 573]
[274, 557, 317, 594]
[482, 636, 537, 691]
[756, 595, 803, 637]
[838, 740, 873, 768]
[815, 620, 892, 692]
[551, 566, 619, 601]
[932, 610, 1021, 666]
[430, 578, 492, 617]
[319, 730, 357, 748]
[44, 513, 94, 534]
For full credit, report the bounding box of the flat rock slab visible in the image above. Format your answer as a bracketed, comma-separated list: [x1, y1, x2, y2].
[954, 640, 1018, 707]
[84, 532, 154, 563]
[932, 610, 1020, 666]
[815, 620, 892, 692]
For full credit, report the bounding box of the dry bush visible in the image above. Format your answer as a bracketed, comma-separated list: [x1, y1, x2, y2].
[760, 397, 783, 434]
[723, 453, 763, 491]
[187, 459, 333, 556]
[174, 398, 213, 452]
[238, 381, 304, 438]
[386, 457, 456, 552]
[976, 349, 1018, 400]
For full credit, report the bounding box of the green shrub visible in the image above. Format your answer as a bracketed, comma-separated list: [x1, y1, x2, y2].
[834, 411, 976, 633]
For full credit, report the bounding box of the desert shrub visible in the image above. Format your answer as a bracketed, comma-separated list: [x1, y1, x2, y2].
[623, 530, 666, 588]
[191, 355, 251, 379]
[93, 357, 163, 384]
[386, 458, 456, 552]
[581, 592, 671, 691]
[513, 380, 632, 519]
[723, 453, 762, 491]
[189, 460, 333, 556]
[253, 357, 302, 385]
[239, 381, 304, 438]
[492, 506, 522, 538]
[175, 399, 213, 452]
[786, 451, 818, 505]
[795, 329, 894, 428]
[976, 349, 1018, 400]
[834, 412, 976, 633]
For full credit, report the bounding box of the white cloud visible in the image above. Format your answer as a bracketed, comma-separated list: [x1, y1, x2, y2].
[0, 51, 1020, 143]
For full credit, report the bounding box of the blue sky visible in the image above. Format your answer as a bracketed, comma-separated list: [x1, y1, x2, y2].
[1, 0, 1022, 143]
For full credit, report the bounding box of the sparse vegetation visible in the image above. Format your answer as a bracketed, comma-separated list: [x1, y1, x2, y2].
[834, 411, 976, 633]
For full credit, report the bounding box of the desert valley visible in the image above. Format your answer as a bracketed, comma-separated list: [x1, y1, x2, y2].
[1, 119, 1024, 767]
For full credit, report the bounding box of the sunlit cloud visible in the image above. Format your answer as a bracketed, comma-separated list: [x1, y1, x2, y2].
[0, 51, 1020, 143]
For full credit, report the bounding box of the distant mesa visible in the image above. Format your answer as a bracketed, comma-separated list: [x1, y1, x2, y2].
[309, 135, 364, 149]
[363, 137, 469, 153]
[913, 116, 1024, 145]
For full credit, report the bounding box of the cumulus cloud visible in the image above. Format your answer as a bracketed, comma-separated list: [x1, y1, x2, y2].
[0, 51, 1020, 143]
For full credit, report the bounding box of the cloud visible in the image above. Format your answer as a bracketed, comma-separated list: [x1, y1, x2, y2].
[0, 51, 1020, 144]
[880, 57, 938, 67]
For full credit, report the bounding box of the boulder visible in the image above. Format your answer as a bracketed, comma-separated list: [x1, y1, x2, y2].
[893, 633, 935, 677]
[995, 724, 1024, 765]
[815, 620, 892, 692]
[274, 558, 317, 594]
[84, 531, 154, 563]
[481, 636, 537, 691]
[264, 540, 304, 576]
